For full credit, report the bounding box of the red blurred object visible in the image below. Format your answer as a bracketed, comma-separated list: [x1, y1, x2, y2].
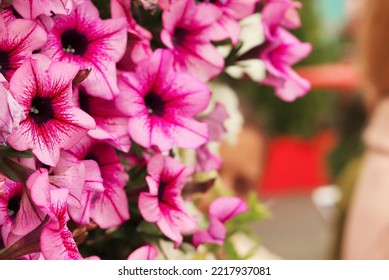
[296, 63, 361, 92]
[259, 130, 337, 198]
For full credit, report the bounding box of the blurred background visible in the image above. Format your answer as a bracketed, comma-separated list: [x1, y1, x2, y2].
[219, 0, 367, 259]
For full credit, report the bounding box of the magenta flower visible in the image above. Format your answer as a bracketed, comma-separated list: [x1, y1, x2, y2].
[260, 29, 312, 101]
[201, 102, 229, 142]
[161, 0, 224, 81]
[138, 154, 197, 246]
[0, 177, 24, 230]
[12, 0, 84, 19]
[7, 55, 95, 166]
[67, 138, 129, 228]
[0, 16, 47, 82]
[41, 0, 127, 100]
[127, 245, 159, 260]
[202, 0, 257, 44]
[262, 0, 302, 41]
[110, 0, 152, 40]
[116, 49, 210, 152]
[111, 0, 153, 72]
[73, 86, 131, 152]
[0, 84, 24, 145]
[25, 169, 82, 260]
[192, 197, 248, 247]
[40, 189, 83, 260]
[195, 145, 222, 173]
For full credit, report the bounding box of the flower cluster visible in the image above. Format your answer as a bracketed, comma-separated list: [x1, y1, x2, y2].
[0, 0, 309, 259]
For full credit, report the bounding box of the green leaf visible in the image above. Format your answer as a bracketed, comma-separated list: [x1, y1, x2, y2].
[136, 221, 162, 236]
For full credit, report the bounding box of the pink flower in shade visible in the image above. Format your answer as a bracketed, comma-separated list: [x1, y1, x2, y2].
[127, 245, 159, 260]
[12, 0, 84, 19]
[67, 138, 129, 228]
[201, 0, 257, 45]
[61, 149, 105, 225]
[138, 154, 197, 246]
[0, 83, 25, 145]
[201, 102, 229, 142]
[0, 16, 47, 82]
[192, 197, 248, 247]
[115, 49, 210, 152]
[73, 86, 131, 152]
[260, 29, 312, 101]
[7, 55, 95, 166]
[262, 0, 302, 41]
[25, 169, 82, 260]
[195, 145, 222, 173]
[0, 177, 24, 229]
[160, 0, 224, 82]
[110, 0, 152, 40]
[0, 171, 50, 248]
[40, 189, 82, 260]
[41, 0, 127, 100]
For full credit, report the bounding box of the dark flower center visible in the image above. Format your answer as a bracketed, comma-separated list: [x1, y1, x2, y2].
[61, 29, 88, 55]
[158, 181, 167, 202]
[145, 92, 165, 116]
[29, 97, 55, 125]
[78, 88, 90, 114]
[0, 51, 10, 76]
[85, 152, 98, 163]
[8, 195, 22, 219]
[172, 27, 188, 46]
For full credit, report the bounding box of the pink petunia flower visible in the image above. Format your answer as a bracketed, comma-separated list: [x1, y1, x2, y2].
[201, 0, 257, 44]
[0, 177, 24, 229]
[0, 15, 47, 82]
[192, 197, 248, 247]
[0, 83, 24, 145]
[138, 154, 197, 246]
[262, 0, 302, 41]
[7, 55, 96, 166]
[41, 0, 127, 100]
[115, 49, 210, 151]
[73, 86, 131, 152]
[67, 137, 129, 228]
[12, 0, 84, 19]
[25, 169, 82, 260]
[115, 49, 210, 152]
[127, 245, 159, 260]
[161, 0, 224, 81]
[260, 28, 311, 101]
[40, 189, 83, 260]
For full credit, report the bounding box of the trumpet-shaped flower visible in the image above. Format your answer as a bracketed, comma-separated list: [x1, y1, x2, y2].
[67, 138, 129, 228]
[138, 154, 197, 246]
[41, 0, 127, 100]
[262, 0, 302, 41]
[0, 16, 47, 82]
[116, 49, 210, 151]
[260, 29, 311, 101]
[161, 0, 224, 81]
[201, 0, 257, 44]
[40, 188, 82, 260]
[7, 55, 96, 166]
[192, 197, 248, 247]
[23, 169, 82, 260]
